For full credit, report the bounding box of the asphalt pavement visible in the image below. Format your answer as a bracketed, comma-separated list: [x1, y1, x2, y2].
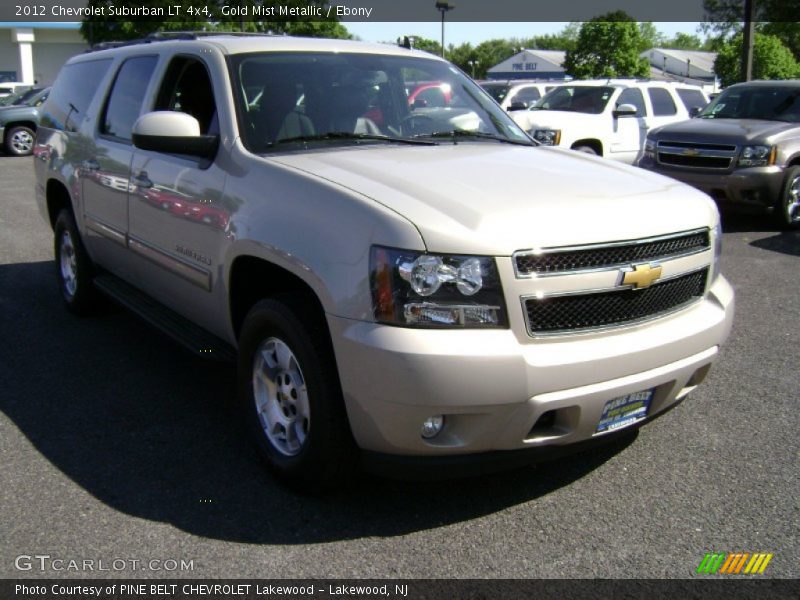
[0, 154, 798, 579]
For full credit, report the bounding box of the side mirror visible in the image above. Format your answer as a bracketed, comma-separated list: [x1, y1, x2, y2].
[613, 103, 637, 118]
[507, 101, 527, 112]
[689, 106, 704, 118]
[132, 111, 218, 159]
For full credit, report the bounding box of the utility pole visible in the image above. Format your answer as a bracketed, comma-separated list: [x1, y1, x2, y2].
[741, 0, 755, 81]
[435, 1, 454, 59]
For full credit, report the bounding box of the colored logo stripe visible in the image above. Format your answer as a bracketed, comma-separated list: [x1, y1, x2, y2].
[697, 552, 773, 575]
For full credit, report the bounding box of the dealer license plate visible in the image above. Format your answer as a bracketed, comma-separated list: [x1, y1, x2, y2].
[595, 389, 654, 433]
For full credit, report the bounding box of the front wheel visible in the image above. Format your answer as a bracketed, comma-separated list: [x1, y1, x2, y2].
[776, 166, 800, 230]
[5, 125, 35, 156]
[54, 209, 98, 315]
[237, 297, 357, 491]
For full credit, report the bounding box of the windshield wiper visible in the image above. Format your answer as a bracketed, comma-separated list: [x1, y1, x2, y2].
[266, 132, 436, 148]
[414, 130, 532, 146]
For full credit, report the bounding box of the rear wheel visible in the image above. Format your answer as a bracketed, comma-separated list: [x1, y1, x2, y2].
[54, 209, 98, 315]
[5, 125, 35, 156]
[776, 166, 800, 230]
[237, 297, 357, 491]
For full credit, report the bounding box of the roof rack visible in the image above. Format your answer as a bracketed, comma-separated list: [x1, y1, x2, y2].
[87, 30, 280, 53]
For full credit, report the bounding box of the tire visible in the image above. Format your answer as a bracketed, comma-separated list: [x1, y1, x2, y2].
[5, 125, 35, 156]
[237, 297, 358, 491]
[54, 209, 98, 315]
[776, 166, 800, 230]
[572, 145, 599, 156]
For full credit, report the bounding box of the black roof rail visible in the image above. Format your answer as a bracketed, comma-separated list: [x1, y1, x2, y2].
[86, 30, 281, 53]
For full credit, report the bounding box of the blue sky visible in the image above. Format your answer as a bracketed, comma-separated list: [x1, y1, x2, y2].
[346, 22, 704, 46]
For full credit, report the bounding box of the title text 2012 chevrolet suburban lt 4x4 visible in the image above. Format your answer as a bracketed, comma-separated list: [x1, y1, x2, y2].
[34, 34, 734, 490]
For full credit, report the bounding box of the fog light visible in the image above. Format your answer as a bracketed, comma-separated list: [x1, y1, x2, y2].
[421, 415, 445, 439]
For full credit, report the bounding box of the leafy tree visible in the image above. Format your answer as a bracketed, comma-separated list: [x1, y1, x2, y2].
[404, 36, 442, 57]
[663, 33, 705, 50]
[80, 0, 350, 45]
[563, 11, 650, 79]
[473, 39, 518, 77]
[701, 0, 800, 60]
[714, 32, 800, 86]
[637, 22, 665, 52]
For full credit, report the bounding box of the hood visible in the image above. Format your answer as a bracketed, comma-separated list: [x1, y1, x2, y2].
[650, 118, 795, 144]
[270, 143, 717, 256]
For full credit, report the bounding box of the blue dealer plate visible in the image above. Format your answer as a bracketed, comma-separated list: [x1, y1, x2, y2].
[596, 389, 654, 434]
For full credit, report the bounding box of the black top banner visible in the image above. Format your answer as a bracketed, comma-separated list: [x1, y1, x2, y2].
[0, 0, 778, 23]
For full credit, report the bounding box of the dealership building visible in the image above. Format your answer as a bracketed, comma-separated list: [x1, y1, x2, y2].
[0, 22, 87, 85]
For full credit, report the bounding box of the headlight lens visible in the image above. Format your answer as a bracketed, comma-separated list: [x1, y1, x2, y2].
[532, 129, 561, 145]
[643, 138, 656, 159]
[711, 221, 722, 283]
[370, 246, 507, 328]
[737, 145, 775, 168]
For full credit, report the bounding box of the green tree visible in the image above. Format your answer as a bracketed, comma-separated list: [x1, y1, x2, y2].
[563, 11, 650, 79]
[80, 0, 350, 45]
[663, 32, 705, 50]
[637, 22, 665, 52]
[404, 36, 442, 57]
[473, 39, 518, 77]
[701, 0, 800, 60]
[714, 32, 800, 86]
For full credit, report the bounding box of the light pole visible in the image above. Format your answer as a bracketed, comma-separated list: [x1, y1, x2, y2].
[467, 59, 478, 79]
[435, 1, 454, 59]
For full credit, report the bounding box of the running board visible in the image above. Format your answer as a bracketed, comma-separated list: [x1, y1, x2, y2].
[94, 274, 236, 363]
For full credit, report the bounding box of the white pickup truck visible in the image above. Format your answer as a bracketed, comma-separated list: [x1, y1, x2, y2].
[512, 80, 709, 164]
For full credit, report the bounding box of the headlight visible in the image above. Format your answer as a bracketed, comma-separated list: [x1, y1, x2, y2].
[532, 129, 561, 146]
[737, 145, 775, 168]
[643, 138, 656, 160]
[710, 221, 722, 283]
[370, 246, 507, 328]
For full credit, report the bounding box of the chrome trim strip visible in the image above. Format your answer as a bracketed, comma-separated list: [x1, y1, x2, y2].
[657, 145, 737, 159]
[128, 236, 211, 291]
[512, 227, 710, 279]
[84, 214, 126, 246]
[520, 267, 708, 338]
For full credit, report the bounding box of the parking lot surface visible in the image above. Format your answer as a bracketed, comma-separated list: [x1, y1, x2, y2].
[0, 155, 797, 578]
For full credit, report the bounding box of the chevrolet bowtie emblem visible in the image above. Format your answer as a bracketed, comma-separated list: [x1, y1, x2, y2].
[683, 148, 700, 156]
[620, 263, 663, 289]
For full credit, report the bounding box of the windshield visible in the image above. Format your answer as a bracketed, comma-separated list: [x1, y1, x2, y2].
[533, 86, 615, 114]
[699, 85, 800, 122]
[230, 52, 532, 153]
[0, 87, 33, 106]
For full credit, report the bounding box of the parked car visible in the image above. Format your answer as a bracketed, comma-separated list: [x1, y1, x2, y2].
[0, 85, 39, 107]
[0, 87, 49, 156]
[479, 79, 559, 112]
[34, 34, 732, 490]
[638, 80, 800, 229]
[0, 81, 32, 98]
[512, 80, 709, 163]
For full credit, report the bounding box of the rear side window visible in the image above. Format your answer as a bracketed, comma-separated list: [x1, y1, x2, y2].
[648, 88, 677, 116]
[617, 88, 646, 116]
[512, 86, 541, 107]
[676, 88, 707, 112]
[101, 56, 158, 141]
[40, 59, 112, 131]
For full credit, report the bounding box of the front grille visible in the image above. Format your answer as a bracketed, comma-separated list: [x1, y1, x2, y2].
[524, 268, 708, 335]
[656, 140, 737, 170]
[658, 153, 732, 169]
[514, 230, 709, 276]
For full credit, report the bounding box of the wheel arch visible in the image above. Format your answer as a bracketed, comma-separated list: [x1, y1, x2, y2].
[571, 139, 603, 156]
[45, 178, 74, 230]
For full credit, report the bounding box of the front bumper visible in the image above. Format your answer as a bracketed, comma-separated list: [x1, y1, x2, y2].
[639, 158, 784, 211]
[329, 275, 734, 459]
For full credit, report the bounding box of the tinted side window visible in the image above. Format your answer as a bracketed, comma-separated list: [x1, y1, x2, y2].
[648, 87, 677, 116]
[40, 59, 112, 131]
[101, 56, 158, 141]
[617, 88, 646, 116]
[513, 87, 541, 107]
[154, 57, 217, 135]
[677, 88, 707, 112]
